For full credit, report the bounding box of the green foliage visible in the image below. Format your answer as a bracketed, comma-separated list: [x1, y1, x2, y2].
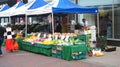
[97, 36, 107, 50]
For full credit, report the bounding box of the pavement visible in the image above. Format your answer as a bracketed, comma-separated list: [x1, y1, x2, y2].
[81, 47, 120, 67]
[0, 46, 120, 67]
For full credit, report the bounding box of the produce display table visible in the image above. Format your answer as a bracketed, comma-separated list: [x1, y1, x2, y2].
[16, 34, 90, 60]
[16, 39, 52, 56]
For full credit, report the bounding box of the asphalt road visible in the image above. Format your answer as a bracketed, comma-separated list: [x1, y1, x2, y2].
[0, 46, 119, 67]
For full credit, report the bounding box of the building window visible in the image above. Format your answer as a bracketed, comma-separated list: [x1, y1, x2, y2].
[114, 4, 120, 39]
[99, 5, 112, 38]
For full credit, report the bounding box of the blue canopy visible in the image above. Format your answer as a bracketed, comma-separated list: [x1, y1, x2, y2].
[28, 0, 48, 10]
[26, 0, 98, 15]
[16, 1, 24, 8]
[0, 1, 24, 17]
[52, 0, 98, 13]
[0, 4, 10, 12]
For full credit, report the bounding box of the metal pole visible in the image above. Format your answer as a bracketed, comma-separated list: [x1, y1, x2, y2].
[97, 13, 100, 37]
[25, 15, 27, 37]
[112, 0, 114, 38]
[51, 12, 54, 39]
[9, 16, 11, 23]
[75, 0, 78, 23]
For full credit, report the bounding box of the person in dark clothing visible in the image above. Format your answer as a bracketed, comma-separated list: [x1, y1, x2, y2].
[55, 21, 62, 33]
[0, 25, 5, 56]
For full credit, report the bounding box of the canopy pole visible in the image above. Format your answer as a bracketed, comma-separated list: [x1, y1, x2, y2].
[25, 15, 28, 37]
[51, 12, 54, 39]
[97, 13, 99, 37]
[9, 16, 11, 23]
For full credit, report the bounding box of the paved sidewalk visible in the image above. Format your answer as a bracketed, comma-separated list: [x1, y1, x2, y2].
[0, 46, 119, 67]
[81, 47, 120, 67]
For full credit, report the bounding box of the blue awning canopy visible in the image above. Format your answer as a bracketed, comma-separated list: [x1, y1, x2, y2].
[0, 1, 24, 17]
[0, 4, 10, 12]
[11, 0, 48, 16]
[52, 0, 98, 13]
[16, 1, 24, 8]
[26, 0, 98, 15]
[28, 0, 48, 10]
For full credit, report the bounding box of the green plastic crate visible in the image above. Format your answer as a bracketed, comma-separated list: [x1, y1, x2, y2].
[62, 45, 88, 61]
[18, 41, 52, 56]
[71, 44, 88, 53]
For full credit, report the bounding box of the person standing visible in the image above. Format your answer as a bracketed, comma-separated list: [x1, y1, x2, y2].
[81, 18, 88, 30]
[81, 18, 88, 27]
[0, 25, 5, 56]
[4, 24, 15, 52]
[55, 21, 62, 33]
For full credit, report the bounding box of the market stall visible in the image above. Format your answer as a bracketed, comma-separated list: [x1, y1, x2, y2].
[26, 0, 98, 34]
[16, 32, 91, 60]
[11, 0, 48, 37]
[16, 0, 98, 61]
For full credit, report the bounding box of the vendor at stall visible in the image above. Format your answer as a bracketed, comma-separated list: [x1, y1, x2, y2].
[55, 21, 62, 33]
[81, 18, 88, 26]
[80, 18, 88, 30]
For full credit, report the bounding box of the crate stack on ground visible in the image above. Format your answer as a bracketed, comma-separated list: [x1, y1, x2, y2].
[62, 44, 88, 61]
[52, 45, 63, 59]
[15, 34, 90, 61]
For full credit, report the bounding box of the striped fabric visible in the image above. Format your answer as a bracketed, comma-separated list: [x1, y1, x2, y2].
[4, 27, 15, 39]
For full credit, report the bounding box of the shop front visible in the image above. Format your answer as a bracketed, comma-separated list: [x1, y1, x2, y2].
[77, 0, 120, 46]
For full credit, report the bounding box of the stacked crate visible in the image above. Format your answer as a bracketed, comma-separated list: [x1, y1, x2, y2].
[70, 44, 87, 60]
[75, 35, 86, 43]
[52, 45, 62, 59]
[62, 45, 87, 61]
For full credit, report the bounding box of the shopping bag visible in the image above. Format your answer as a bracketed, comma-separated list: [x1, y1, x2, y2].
[2, 41, 5, 46]
[13, 41, 19, 50]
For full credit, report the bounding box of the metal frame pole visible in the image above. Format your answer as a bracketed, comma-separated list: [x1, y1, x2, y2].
[97, 13, 100, 37]
[51, 12, 54, 39]
[112, 0, 114, 38]
[9, 16, 11, 23]
[25, 15, 27, 37]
